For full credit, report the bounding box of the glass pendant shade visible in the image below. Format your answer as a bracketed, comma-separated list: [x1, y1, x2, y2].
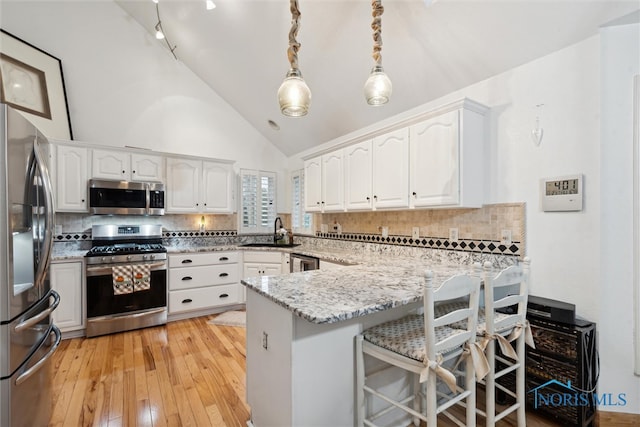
[364, 65, 392, 106]
[278, 69, 311, 117]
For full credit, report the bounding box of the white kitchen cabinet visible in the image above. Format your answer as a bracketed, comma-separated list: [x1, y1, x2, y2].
[344, 140, 373, 210]
[242, 251, 283, 278]
[409, 102, 487, 208]
[372, 128, 409, 209]
[92, 148, 164, 182]
[201, 161, 234, 213]
[166, 157, 234, 213]
[303, 151, 344, 213]
[322, 151, 344, 211]
[168, 251, 240, 316]
[50, 260, 84, 334]
[303, 156, 322, 212]
[53, 143, 89, 212]
[166, 157, 201, 212]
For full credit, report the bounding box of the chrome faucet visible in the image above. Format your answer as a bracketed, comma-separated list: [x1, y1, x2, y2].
[274, 216, 284, 244]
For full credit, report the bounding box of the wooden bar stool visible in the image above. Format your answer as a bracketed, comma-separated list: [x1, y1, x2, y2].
[476, 258, 532, 427]
[355, 269, 482, 427]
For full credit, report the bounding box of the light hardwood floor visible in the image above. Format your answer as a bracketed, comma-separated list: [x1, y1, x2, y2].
[49, 315, 628, 426]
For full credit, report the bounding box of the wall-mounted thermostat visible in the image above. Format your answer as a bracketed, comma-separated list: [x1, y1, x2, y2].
[541, 174, 583, 212]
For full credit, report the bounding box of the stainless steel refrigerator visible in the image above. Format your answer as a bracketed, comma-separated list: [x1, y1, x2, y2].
[0, 104, 61, 427]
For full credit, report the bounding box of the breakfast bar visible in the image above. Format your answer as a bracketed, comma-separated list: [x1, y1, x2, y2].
[242, 262, 472, 427]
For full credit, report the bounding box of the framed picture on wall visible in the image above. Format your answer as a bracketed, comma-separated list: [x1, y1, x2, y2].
[0, 29, 73, 139]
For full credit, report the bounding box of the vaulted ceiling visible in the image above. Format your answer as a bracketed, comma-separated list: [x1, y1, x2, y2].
[116, 0, 640, 156]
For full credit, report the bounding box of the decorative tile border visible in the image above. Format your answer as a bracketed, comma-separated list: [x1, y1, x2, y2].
[54, 229, 238, 241]
[315, 232, 522, 257]
[162, 230, 237, 238]
[55, 232, 92, 241]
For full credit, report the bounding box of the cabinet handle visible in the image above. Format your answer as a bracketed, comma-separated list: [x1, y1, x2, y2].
[219, 293, 229, 298]
[366, 196, 370, 201]
[316, 201, 320, 205]
[133, 170, 136, 174]
[182, 299, 193, 304]
[219, 272, 229, 277]
[181, 259, 193, 264]
[122, 170, 126, 174]
[219, 256, 229, 261]
[204, 203, 207, 206]
[81, 199, 85, 203]
[412, 191, 417, 197]
[181, 276, 193, 281]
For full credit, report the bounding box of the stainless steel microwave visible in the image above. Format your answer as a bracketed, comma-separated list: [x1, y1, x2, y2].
[88, 179, 165, 215]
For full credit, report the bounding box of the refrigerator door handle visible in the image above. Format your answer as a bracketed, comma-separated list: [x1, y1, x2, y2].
[32, 138, 55, 289]
[15, 324, 61, 386]
[13, 290, 60, 333]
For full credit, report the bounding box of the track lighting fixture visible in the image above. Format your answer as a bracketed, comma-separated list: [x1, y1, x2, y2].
[153, 0, 177, 59]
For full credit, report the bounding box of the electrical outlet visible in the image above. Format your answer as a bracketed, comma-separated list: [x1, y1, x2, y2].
[449, 228, 459, 242]
[381, 226, 389, 238]
[412, 227, 420, 239]
[501, 229, 512, 246]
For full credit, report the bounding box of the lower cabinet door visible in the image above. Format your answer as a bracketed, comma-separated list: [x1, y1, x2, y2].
[50, 261, 84, 332]
[168, 284, 239, 314]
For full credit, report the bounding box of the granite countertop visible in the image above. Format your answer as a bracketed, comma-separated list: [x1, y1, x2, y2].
[241, 261, 474, 325]
[51, 241, 478, 325]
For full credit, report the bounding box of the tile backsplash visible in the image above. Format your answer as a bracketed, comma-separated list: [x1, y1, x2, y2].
[54, 203, 524, 257]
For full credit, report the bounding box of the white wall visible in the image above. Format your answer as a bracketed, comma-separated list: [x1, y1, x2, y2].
[599, 21, 640, 412]
[0, 0, 289, 207]
[290, 31, 640, 412]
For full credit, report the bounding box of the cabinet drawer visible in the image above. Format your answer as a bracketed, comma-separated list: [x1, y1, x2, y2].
[243, 251, 282, 263]
[169, 284, 239, 313]
[169, 251, 238, 267]
[169, 264, 238, 290]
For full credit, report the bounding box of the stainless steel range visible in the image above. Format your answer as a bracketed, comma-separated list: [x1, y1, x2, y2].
[85, 225, 167, 337]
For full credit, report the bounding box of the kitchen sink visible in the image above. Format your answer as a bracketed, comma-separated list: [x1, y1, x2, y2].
[240, 243, 301, 248]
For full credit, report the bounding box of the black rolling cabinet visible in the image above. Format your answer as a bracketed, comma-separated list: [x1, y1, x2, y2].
[525, 315, 598, 427]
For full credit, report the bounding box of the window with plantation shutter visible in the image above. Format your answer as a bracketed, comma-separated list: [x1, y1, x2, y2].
[240, 169, 276, 233]
[292, 170, 313, 234]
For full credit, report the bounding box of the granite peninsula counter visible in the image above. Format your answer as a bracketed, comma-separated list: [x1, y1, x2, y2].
[241, 262, 469, 324]
[242, 258, 475, 427]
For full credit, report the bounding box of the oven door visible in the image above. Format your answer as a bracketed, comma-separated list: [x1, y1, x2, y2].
[85, 261, 167, 318]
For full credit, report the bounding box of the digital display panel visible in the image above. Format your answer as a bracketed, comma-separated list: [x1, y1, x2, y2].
[545, 179, 579, 196]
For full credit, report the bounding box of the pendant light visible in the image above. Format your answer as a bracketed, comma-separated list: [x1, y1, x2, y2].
[364, 0, 392, 106]
[277, 0, 311, 117]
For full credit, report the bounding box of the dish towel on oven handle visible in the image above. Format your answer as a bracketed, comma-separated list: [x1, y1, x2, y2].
[132, 264, 151, 292]
[112, 265, 133, 295]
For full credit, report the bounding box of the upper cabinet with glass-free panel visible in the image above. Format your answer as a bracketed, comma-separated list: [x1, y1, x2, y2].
[92, 148, 164, 182]
[303, 150, 345, 213]
[303, 98, 488, 213]
[165, 157, 235, 214]
[409, 102, 487, 208]
[371, 128, 410, 209]
[53, 142, 89, 212]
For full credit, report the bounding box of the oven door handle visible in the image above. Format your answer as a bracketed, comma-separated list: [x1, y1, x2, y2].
[89, 307, 167, 322]
[86, 262, 166, 277]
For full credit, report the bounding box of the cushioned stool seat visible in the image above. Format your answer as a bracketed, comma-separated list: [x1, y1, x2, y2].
[363, 314, 468, 362]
